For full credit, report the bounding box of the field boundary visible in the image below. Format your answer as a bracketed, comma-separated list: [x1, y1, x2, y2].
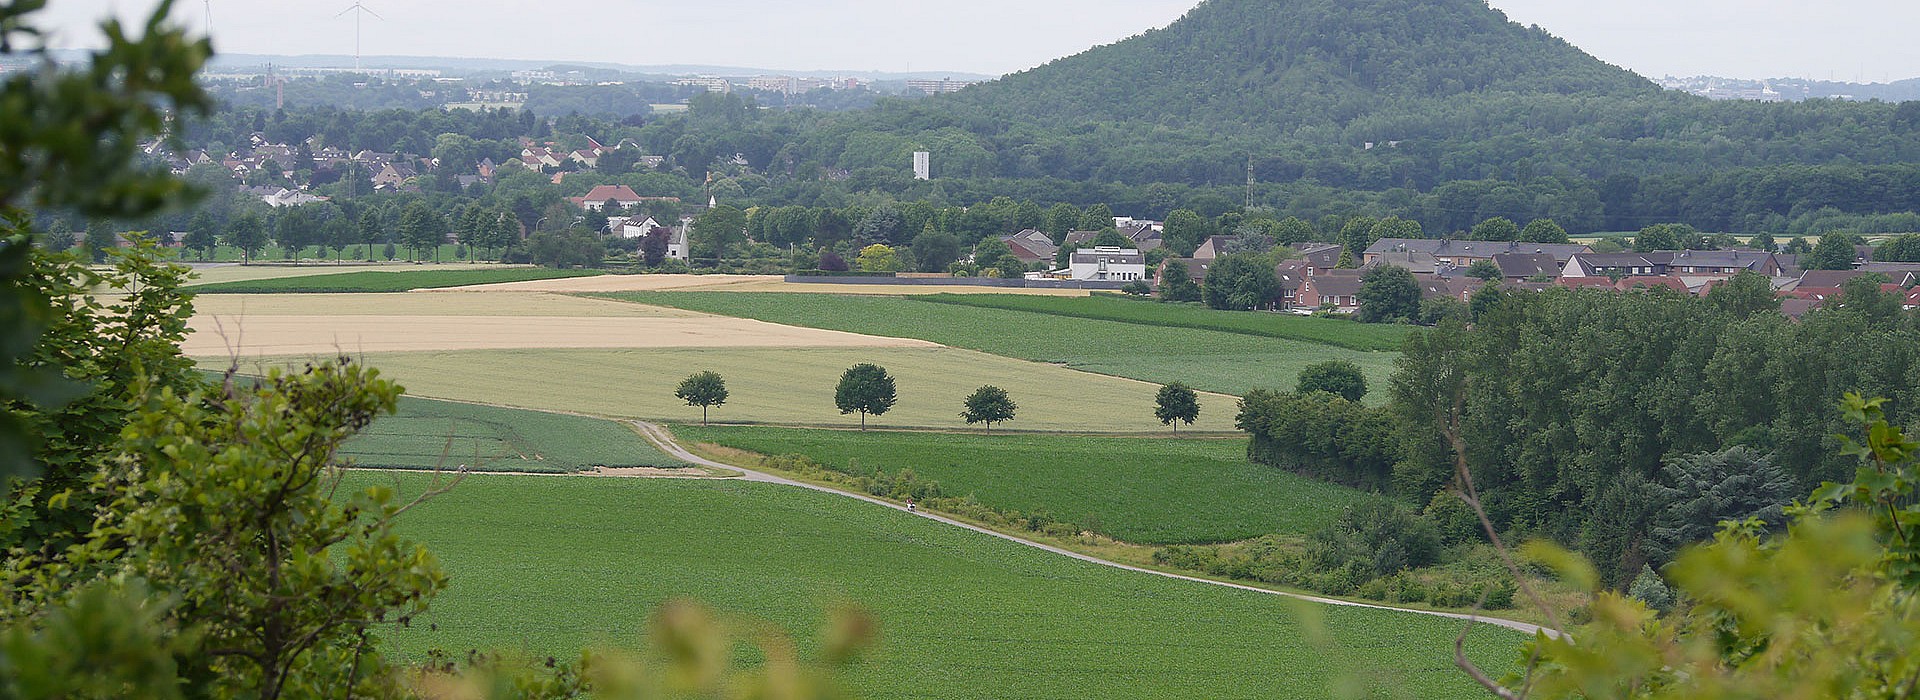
[627, 420, 1556, 638]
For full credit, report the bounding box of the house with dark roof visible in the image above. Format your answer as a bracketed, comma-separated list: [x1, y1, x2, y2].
[1562, 253, 1665, 278]
[1062, 230, 1100, 247]
[1364, 238, 1591, 266]
[1067, 247, 1146, 281]
[1662, 249, 1781, 277]
[998, 229, 1059, 265]
[1492, 252, 1561, 280]
[1192, 236, 1239, 261]
[1158, 258, 1210, 287]
[1123, 224, 1164, 252]
[1297, 269, 1365, 313]
[1365, 250, 1444, 274]
[1293, 243, 1343, 269]
[1274, 260, 1311, 308]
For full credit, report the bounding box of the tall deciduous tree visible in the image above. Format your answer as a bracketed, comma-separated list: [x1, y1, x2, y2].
[1158, 260, 1202, 302]
[1520, 218, 1569, 244]
[224, 212, 268, 263]
[398, 202, 444, 261]
[1201, 253, 1278, 310]
[1355, 265, 1421, 323]
[960, 385, 1016, 432]
[674, 371, 729, 425]
[834, 363, 896, 430]
[1155, 382, 1200, 432]
[1807, 233, 1859, 270]
[1469, 217, 1520, 241]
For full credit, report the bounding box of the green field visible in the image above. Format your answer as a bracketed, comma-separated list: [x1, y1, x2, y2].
[191, 268, 604, 293]
[274, 347, 1242, 432]
[923, 294, 1411, 351]
[174, 243, 487, 265]
[361, 472, 1518, 698]
[594, 292, 1398, 398]
[342, 396, 683, 472]
[672, 425, 1369, 544]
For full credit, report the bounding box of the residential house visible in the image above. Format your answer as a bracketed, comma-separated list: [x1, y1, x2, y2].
[1562, 253, 1666, 278]
[1274, 260, 1311, 308]
[1158, 258, 1210, 286]
[1062, 230, 1100, 248]
[569, 150, 600, 169]
[1296, 269, 1364, 313]
[569, 184, 646, 212]
[1492, 253, 1561, 280]
[1662, 249, 1781, 277]
[370, 163, 418, 191]
[1293, 243, 1344, 270]
[1364, 250, 1444, 274]
[1557, 276, 1622, 291]
[1192, 235, 1240, 261]
[998, 229, 1059, 265]
[1124, 225, 1164, 252]
[1615, 276, 1692, 293]
[1067, 247, 1146, 281]
[614, 216, 664, 239]
[1364, 238, 1591, 266]
[261, 188, 330, 207]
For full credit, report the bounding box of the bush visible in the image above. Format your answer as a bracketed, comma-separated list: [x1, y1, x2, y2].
[1121, 280, 1152, 296]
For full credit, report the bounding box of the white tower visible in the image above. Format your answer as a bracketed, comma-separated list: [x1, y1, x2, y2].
[912, 151, 931, 181]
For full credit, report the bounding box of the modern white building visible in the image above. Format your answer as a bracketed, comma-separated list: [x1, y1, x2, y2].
[1068, 246, 1147, 282]
[912, 151, 931, 180]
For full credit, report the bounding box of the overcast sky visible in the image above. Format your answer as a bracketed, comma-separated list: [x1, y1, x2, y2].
[31, 0, 1920, 82]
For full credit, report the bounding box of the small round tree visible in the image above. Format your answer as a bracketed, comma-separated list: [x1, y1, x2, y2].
[674, 371, 729, 425]
[835, 363, 896, 430]
[1155, 382, 1200, 432]
[960, 385, 1017, 432]
[1296, 360, 1367, 402]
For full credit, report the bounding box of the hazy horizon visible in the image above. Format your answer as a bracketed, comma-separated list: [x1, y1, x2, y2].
[31, 0, 1920, 83]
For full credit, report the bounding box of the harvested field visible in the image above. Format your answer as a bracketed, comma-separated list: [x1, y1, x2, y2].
[436, 273, 1095, 296]
[227, 347, 1242, 432]
[190, 292, 701, 317]
[184, 262, 506, 286]
[182, 314, 935, 357]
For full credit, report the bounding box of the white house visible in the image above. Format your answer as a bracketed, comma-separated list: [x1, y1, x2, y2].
[613, 216, 663, 239]
[1068, 246, 1146, 282]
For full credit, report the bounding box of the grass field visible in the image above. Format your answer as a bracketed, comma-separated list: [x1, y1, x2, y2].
[923, 294, 1411, 351]
[183, 263, 511, 287]
[190, 268, 604, 293]
[229, 347, 1243, 432]
[360, 472, 1519, 698]
[671, 426, 1368, 544]
[594, 292, 1398, 398]
[189, 292, 704, 317]
[341, 396, 683, 472]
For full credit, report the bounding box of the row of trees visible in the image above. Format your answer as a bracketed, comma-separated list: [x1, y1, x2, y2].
[675, 368, 1205, 433]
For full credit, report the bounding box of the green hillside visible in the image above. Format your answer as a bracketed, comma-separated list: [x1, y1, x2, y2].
[958, 0, 1654, 128]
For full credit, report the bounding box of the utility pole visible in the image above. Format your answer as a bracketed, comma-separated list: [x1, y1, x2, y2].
[1245, 153, 1256, 210]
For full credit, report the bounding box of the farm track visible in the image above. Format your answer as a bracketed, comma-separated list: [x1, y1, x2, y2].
[625, 420, 1558, 639]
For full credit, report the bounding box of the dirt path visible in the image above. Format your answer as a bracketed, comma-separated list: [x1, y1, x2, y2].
[625, 421, 1557, 639]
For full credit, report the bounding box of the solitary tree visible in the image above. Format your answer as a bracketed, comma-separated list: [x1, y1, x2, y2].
[1807, 234, 1859, 270]
[1159, 261, 1201, 302]
[1155, 383, 1200, 432]
[1469, 217, 1520, 242]
[960, 385, 1017, 432]
[834, 363, 896, 430]
[1465, 259, 1503, 281]
[1521, 218, 1570, 244]
[1355, 265, 1421, 323]
[674, 371, 729, 426]
[224, 212, 268, 263]
[1296, 360, 1368, 401]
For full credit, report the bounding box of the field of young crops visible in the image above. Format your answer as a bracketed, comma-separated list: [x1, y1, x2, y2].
[190, 267, 603, 293]
[306, 347, 1242, 432]
[342, 396, 683, 472]
[594, 292, 1399, 398]
[921, 293, 1412, 351]
[671, 425, 1369, 544]
[359, 472, 1519, 699]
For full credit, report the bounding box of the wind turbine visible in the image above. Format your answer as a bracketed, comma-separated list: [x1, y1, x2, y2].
[337, 2, 382, 72]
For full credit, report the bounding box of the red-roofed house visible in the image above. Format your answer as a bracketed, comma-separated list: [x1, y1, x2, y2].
[570, 185, 646, 211]
[1616, 276, 1691, 293]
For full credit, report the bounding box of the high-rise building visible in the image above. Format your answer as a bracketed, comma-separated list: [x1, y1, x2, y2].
[912, 151, 931, 180]
[905, 78, 977, 95]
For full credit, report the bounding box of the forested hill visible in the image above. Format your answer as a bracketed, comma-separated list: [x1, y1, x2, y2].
[954, 0, 1657, 128]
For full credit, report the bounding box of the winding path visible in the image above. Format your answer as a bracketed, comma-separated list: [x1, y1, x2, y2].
[628, 421, 1557, 638]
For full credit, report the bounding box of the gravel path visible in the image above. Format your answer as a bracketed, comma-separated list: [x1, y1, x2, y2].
[628, 421, 1557, 638]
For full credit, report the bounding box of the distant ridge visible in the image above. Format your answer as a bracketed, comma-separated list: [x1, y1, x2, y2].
[196, 52, 995, 82]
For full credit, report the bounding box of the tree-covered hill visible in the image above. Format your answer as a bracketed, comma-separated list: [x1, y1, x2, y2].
[955, 0, 1656, 129]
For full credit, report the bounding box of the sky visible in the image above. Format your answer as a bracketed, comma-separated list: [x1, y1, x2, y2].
[30, 0, 1920, 82]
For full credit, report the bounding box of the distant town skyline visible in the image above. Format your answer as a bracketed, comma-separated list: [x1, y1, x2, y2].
[32, 0, 1920, 83]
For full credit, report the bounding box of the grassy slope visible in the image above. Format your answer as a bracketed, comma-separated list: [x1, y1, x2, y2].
[594, 292, 1397, 398]
[342, 396, 683, 472]
[672, 425, 1368, 544]
[190, 268, 603, 293]
[278, 348, 1241, 432]
[363, 472, 1516, 699]
[923, 293, 1411, 351]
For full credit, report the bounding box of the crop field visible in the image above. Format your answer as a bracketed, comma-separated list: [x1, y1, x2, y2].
[246, 347, 1243, 432]
[922, 293, 1412, 351]
[359, 472, 1519, 698]
[189, 268, 604, 293]
[173, 243, 485, 266]
[445, 273, 1094, 296]
[343, 396, 683, 472]
[181, 294, 928, 357]
[672, 425, 1369, 544]
[595, 292, 1399, 398]
[182, 262, 510, 287]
